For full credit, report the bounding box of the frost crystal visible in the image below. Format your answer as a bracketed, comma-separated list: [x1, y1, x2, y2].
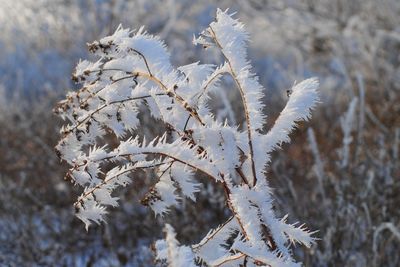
[55, 9, 319, 266]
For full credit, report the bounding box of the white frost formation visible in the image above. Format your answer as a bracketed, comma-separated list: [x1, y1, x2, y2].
[55, 9, 319, 266]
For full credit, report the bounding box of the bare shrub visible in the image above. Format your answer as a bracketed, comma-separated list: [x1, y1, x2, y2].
[55, 9, 319, 266]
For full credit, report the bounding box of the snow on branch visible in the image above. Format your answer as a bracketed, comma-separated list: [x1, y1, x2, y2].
[264, 78, 320, 155]
[55, 8, 319, 266]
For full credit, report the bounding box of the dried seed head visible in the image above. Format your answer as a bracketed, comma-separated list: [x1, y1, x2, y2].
[140, 188, 162, 206]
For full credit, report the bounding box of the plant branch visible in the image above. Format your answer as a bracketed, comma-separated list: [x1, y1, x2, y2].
[209, 26, 258, 187]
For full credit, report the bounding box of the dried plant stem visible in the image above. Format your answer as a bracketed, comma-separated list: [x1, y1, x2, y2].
[209, 26, 258, 186]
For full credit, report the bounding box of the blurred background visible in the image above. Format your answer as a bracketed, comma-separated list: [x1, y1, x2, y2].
[0, 0, 399, 266]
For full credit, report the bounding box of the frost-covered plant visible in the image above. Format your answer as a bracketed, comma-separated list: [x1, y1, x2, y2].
[55, 9, 319, 266]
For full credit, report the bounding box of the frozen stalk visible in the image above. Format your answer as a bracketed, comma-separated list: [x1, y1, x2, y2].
[356, 73, 365, 159]
[55, 9, 319, 266]
[307, 128, 325, 199]
[339, 97, 358, 168]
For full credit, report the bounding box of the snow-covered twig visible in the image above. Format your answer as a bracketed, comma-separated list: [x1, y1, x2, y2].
[55, 9, 319, 266]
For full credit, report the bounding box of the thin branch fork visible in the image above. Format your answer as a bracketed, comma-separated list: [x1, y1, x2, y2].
[71, 149, 222, 184]
[196, 66, 228, 102]
[69, 43, 158, 110]
[192, 216, 235, 250]
[74, 161, 170, 206]
[77, 45, 154, 102]
[61, 94, 165, 135]
[135, 71, 206, 126]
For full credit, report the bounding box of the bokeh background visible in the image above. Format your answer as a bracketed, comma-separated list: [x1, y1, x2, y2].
[0, 0, 399, 266]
